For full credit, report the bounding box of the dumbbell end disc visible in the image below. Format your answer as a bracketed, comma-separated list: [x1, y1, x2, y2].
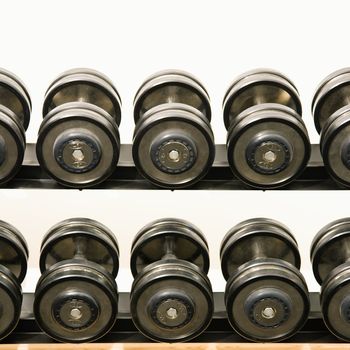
[130, 260, 213, 342]
[321, 263, 350, 342]
[34, 260, 118, 343]
[225, 259, 309, 342]
[0, 266, 22, 341]
[226, 104, 310, 189]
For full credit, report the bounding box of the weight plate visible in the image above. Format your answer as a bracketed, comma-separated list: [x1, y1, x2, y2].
[131, 218, 209, 277]
[0, 265, 22, 340]
[134, 70, 211, 123]
[320, 262, 350, 341]
[43, 68, 121, 126]
[130, 259, 213, 342]
[223, 69, 301, 130]
[132, 104, 215, 188]
[37, 102, 120, 188]
[225, 258, 309, 342]
[312, 68, 350, 134]
[0, 105, 26, 186]
[226, 104, 310, 189]
[34, 260, 118, 343]
[40, 218, 119, 278]
[311, 218, 350, 285]
[0, 68, 31, 131]
[0, 220, 28, 283]
[220, 218, 300, 281]
[320, 106, 350, 187]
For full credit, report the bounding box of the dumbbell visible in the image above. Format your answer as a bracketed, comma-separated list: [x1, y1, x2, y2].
[130, 218, 213, 342]
[133, 70, 215, 188]
[312, 68, 350, 187]
[310, 218, 350, 341]
[0, 69, 31, 185]
[0, 220, 28, 339]
[220, 218, 309, 342]
[36, 68, 121, 188]
[34, 218, 119, 343]
[223, 69, 310, 189]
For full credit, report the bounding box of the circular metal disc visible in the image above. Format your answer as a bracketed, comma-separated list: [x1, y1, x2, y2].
[220, 218, 300, 281]
[34, 260, 118, 343]
[0, 265, 22, 340]
[223, 69, 301, 130]
[226, 104, 310, 189]
[225, 259, 309, 342]
[133, 104, 215, 188]
[0, 220, 28, 283]
[312, 68, 350, 134]
[311, 218, 350, 285]
[130, 218, 209, 277]
[320, 106, 350, 187]
[0, 68, 31, 131]
[130, 260, 213, 342]
[134, 70, 211, 123]
[320, 262, 350, 341]
[37, 102, 120, 188]
[40, 218, 119, 278]
[43, 68, 121, 126]
[0, 105, 26, 186]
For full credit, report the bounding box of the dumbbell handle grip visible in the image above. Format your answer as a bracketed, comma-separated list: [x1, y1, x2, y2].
[73, 236, 88, 259]
[161, 236, 177, 260]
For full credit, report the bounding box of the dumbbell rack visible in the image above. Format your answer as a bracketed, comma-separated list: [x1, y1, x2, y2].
[11, 143, 330, 190]
[0, 143, 346, 348]
[0, 291, 330, 344]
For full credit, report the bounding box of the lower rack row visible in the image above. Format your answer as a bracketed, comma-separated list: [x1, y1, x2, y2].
[6, 292, 337, 344]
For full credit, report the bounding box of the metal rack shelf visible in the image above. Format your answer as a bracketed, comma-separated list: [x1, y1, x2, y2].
[4, 292, 338, 344]
[4, 144, 339, 190]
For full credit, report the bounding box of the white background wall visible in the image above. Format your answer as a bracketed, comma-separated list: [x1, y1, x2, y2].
[0, 0, 348, 292]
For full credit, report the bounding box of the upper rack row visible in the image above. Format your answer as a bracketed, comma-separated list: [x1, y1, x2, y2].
[0, 67, 349, 189]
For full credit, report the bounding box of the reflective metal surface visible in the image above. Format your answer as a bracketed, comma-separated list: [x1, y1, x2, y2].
[310, 218, 350, 341]
[133, 71, 215, 189]
[0, 265, 22, 341]
[130, 260, 213, 342]
[320, 263, 350, 341]
[34, 260, 118, 343]
[312, 68, 350, 133]
[130, 218, 213, 342]
[312, 68, 350, 188]
[0, 69, 31, 185]
[37, 102, 120, 188]
[0, 220, 28, 283]
[34, 218, 119, 343]
[134, 70, 211, 122]
[37, 69, 121, 188]
[0, 221, 27, 340]
[43, 68, 121, 125]
[0, 68, 31, 131]
[130, 218, 209, 276]
[220, 218, 300, 280]
[225, 259, 309, 342]
[40, 218, 119, 277]
[221, 218, 309, 342]
[223, 69, 309, 189]
[223, 69, 301, 130]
